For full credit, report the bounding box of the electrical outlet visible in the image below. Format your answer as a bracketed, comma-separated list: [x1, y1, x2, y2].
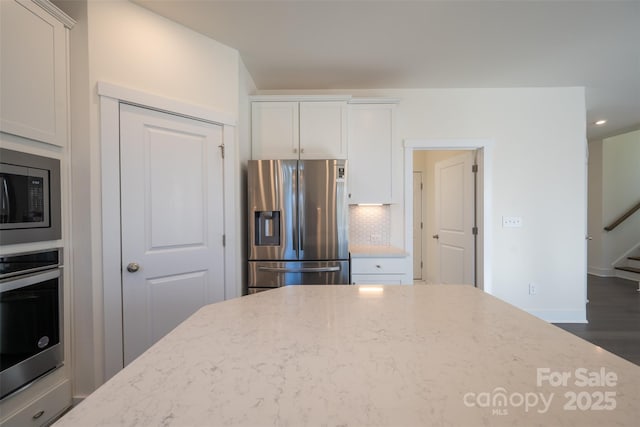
[529, 283, 537, 295]
[503, 216, 523, 228]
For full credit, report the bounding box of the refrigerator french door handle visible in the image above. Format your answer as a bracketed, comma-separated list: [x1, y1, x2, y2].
[1, 177, 10, 221]
[292, 163, 298, 253]
[297, 162, 304, 253]
[299, 216, 304, 251]
[257, 266, 341, 273]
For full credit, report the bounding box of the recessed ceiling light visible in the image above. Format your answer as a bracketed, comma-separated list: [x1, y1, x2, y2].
[594, 119, 607, 126]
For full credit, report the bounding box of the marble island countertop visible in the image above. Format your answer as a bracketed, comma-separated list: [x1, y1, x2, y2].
[55, 285, 640, 426]
[349, 244, 408, 258]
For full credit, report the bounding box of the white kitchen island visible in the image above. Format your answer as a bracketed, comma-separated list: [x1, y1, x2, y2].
[55, 285, 640, 426]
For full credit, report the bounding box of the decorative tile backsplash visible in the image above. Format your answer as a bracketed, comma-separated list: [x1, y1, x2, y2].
[349, 205, 391, 246]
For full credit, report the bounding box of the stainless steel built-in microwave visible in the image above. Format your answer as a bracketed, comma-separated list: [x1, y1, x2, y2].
[0, 148, 61, 244]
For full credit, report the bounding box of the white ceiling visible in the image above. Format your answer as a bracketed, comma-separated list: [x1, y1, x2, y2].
[135, 0, 640, 140]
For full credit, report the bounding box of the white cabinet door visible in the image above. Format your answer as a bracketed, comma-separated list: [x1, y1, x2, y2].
[251, 102, 299, 159]
[347, 104, 395, 204]
[0, 0, 68, 146]
[299, 101, 347, 159]
[251, 100, 347, 160]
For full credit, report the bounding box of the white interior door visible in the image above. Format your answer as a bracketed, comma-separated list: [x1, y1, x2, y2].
[120, 103, 225, 365]
[413, 171, 423, 280]
[435, 152, 474, 285]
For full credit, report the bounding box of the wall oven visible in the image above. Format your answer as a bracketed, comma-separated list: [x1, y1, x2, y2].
[0, 248, 63, 400]
[0, 148, 61, 245]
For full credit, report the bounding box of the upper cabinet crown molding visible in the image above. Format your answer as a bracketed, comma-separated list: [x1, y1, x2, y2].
[32, 0, 76, 29]
[250, 95, 352, 103]
[348, 98, 401, 105]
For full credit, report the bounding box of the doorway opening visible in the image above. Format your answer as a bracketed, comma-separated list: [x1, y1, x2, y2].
[413, 150, 477, 285]
[404, 139, 494, 293]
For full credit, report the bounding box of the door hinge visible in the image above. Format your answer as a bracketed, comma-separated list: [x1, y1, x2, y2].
[222, 234, 226, 246]
[218, 144, 225, 159]
[472, 164, 478, 173]
[420, 261, 423, 268]
[420, 222, 423, 229]
[472, 226, 478, 235]
[421, 182, 424, 190]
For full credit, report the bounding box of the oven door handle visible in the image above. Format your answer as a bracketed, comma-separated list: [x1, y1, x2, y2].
[258, 266, 340, 273]
[0, 268, 60, 292]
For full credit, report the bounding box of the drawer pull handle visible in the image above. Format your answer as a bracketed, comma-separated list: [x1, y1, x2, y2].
[258, 266, 340, 273]
[33, 411, 45, 420]
[375, 264, 381, 268]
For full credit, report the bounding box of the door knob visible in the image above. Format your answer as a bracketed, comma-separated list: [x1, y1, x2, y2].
[127, 262, 140, 273]
[432, 234, 439, 239]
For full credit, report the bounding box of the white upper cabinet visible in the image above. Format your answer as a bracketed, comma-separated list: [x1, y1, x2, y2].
[0, 0, 74, 147]
[347, 103, 397, 204]
[251, 102, 300, 159]
[251, 97, 349, 160]
[298, 101, 347, 159]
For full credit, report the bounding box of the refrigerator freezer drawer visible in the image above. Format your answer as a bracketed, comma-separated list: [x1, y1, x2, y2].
[248, 260, 350, 289]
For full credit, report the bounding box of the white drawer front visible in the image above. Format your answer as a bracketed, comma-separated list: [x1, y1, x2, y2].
[2, 380, 71, 427]
[351, 257, 407, 275]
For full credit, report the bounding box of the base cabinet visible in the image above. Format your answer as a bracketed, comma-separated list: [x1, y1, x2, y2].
[0, 380, 71, 427]
[351, 257, 411, 285]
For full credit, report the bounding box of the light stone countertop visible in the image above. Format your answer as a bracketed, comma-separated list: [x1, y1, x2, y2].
[55, 285, 640, 426]
[349, 244, 409, 258]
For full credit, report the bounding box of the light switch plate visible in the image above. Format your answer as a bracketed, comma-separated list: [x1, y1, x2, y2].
[503, 216, 523, 228]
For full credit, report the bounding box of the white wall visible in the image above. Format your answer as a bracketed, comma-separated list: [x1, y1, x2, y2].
[55, 0, 244, 398]
[88, 0, 239, 115]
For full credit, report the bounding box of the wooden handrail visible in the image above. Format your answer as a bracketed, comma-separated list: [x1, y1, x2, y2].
[604, 200, 640, 231]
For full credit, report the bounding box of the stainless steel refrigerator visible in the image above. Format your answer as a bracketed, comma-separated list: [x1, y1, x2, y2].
[247, 159, 349, 294]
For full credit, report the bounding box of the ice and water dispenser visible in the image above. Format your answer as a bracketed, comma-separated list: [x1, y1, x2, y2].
[254, 211, 280, 246]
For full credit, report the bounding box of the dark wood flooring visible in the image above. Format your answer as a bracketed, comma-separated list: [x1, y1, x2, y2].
[554, 274, 640, 366]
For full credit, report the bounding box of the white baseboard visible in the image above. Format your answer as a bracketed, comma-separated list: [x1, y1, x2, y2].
[588, 266, 615, 277]
[527, 309, 587, 324]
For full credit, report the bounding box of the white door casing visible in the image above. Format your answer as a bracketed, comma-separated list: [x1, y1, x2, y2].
[435, 152, 475, 285]
[119, 103, 225, 365]
[413, 172, 423, 280]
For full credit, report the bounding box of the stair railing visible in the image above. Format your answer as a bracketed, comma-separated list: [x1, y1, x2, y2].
[604, 200, 640, 231]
